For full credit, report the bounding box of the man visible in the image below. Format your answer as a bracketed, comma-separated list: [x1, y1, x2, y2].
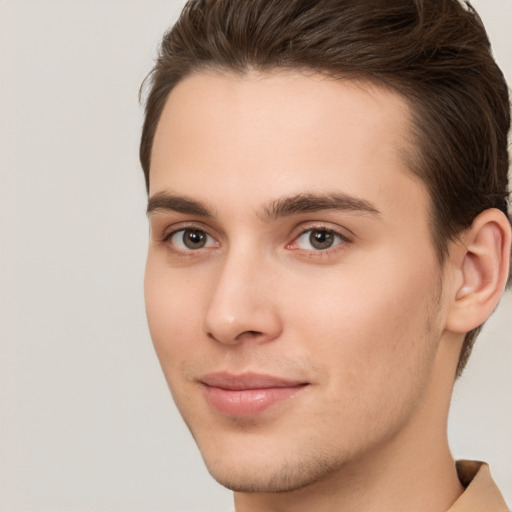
[140, 0, 511, 510]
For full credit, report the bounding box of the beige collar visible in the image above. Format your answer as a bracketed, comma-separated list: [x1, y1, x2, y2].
[448, 460, 509, 511]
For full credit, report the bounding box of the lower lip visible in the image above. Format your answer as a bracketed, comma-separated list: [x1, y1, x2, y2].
[203, 385, 307, 417]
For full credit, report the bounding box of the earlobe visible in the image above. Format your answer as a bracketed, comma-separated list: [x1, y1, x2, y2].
[446, 208, 511, 334]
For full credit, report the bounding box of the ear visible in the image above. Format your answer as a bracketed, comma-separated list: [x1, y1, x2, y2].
[445, 208, 511, 334]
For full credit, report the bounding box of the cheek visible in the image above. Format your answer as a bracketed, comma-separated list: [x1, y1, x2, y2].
[144, 257, 205, 365]
[285, 259, 440, 401]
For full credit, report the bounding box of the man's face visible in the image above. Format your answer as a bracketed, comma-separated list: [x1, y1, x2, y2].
[145, 71, 451, 492]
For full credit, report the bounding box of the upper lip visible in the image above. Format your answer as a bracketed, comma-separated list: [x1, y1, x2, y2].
[200, 372, 308, 390]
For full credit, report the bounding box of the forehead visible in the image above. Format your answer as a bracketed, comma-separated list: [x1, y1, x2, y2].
[149, 70, 427, 223]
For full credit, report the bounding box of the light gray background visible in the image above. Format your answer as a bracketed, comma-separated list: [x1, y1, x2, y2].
[0, 1, 510, 511]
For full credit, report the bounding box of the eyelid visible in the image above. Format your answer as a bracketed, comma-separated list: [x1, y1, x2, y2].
[170, 228, 217, 250]
[159, 220, 218, 241]
[286, 222, 353, 252]
[159, 222, 221, 255]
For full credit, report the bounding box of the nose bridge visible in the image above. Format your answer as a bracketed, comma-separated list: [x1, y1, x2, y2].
[203, 243, 281, 345]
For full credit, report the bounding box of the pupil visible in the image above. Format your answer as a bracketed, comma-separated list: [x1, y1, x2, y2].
[310, 230, 334, 249]
[184, 229, 206, 249]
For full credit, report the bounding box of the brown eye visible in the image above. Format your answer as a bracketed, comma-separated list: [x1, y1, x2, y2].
[169, 228, 216, 250]
[309, 229, 335, 250]
[292, 228, 347, 251]
[183, 229, 207, 249]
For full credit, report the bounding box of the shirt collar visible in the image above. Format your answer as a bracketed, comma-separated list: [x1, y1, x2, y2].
[447, 460, 509, 511]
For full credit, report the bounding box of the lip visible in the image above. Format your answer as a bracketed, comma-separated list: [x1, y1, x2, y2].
[199, 372, 309, 417]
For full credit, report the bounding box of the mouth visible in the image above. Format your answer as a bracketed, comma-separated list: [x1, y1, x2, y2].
[199, 372, 310, 417]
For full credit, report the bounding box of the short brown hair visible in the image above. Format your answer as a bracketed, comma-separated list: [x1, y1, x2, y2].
[140, 0, 511, 375]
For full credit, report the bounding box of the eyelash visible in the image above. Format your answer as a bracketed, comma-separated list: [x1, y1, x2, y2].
[287, 226, 351, 255]
[161, 225, 219, 256]
[160, 223, 352, 257]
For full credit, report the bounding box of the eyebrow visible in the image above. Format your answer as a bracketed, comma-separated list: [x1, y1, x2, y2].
[261, 192, 380, 221]
[147, 192, 214, 217]
[147, 191, 380, 220]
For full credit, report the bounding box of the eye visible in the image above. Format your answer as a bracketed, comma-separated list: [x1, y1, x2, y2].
[168, 228, 217, 251]
[292, 228, 346, 251]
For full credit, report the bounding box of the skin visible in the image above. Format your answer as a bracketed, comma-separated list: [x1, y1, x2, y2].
[144, 70, 509, 512]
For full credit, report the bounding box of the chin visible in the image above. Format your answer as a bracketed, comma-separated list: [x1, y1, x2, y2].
[206, 462, 334, 493]
[199, 440, 348, 493]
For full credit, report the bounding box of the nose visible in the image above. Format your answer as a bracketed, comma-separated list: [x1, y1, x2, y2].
[202, 250, 282, 345]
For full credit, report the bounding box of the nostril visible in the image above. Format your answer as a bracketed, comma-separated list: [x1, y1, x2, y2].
[232, 330, 268, 344]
